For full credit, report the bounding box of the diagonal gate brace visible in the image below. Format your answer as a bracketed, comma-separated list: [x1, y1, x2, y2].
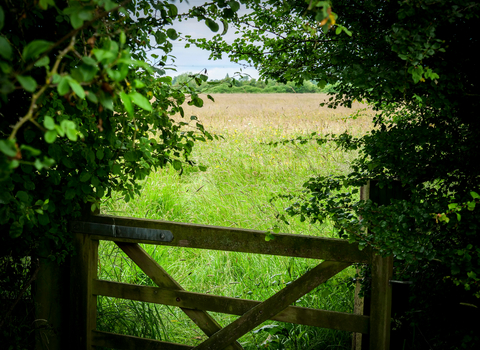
[116, 242, 244, 350]
[193, 260, 352, 350]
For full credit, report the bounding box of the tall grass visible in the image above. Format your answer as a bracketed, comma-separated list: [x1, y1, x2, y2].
[98, 93, 374, 349]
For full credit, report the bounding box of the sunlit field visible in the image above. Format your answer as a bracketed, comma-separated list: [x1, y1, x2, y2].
[98, 93, 375, 349]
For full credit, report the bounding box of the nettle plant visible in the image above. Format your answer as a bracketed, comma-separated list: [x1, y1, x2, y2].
[0, 0, 240, 263]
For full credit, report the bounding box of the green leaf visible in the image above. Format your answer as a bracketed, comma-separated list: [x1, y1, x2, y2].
[96, 149, 104, 160]
[79, 171, 91, 182]
[168, 4, 178, 17]
[471, 191, 480, 199]
[0, 139, 17, 157]
[172, 160, 182, 170]
[317, 80, 327, 89]
[129, 92, 152, 111]
[98, 93, 113, 111]
[22, 40, 52, 61]
[16, 191, 29, 203]
[124, 151, 136, 162]
[467, 201, 476, 211]
[82, 56, 97, 66]
[65, 188, 76, 200]
[155, 32, 167, 44]
[17, 75, 37, 92]
[103, 0, 117, 11]
[61, 119, 76, 134]
[133, 79, 146, 88]
[86, 91, 98, 104]
[265, 232, 275, 241]
[228, 1, 240, 12]
[119, 31, 126, 45]
[221, 18, 229, 35]
[38, 213, 50, 226]
[43, 115, 55, 130]
[9, 222, 23, 238]
[0, 37, 12, 60]
[34, 55, 50, 67]
[20, 144, 41, 156]
[79, 63, 98, 82]
[448, 203, 458, 210]
[120, 92, 134, 116]
[45, 130, 57, 143]
[205, 19, 219, 32]
[39, 0, 55, 10]
[66, 128, 78, 141]
[68, 78, 85, 99]
[57, 77, 71, 95]
[69, 10, 92, 29]
[166, 28, 178, 40]
[112, 163, 121, 175]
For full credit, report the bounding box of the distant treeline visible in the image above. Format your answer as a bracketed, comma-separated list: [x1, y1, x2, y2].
[171, 73, 337, 94]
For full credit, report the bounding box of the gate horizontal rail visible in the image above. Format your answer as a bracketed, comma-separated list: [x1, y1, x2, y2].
[70, 214, 392, 350]
[92, 279, 370, 333]
[71, 214, 371, 263]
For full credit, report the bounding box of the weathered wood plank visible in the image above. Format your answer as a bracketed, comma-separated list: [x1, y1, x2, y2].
[193, 260, 351, 350]
[369, 254, 393, 350]
[91, 330, 193, 350]
[72, 215, 371, 263]
[92, 279, 369, 334]
[71, 234, 98, 350]
[115, 242, 244, 350]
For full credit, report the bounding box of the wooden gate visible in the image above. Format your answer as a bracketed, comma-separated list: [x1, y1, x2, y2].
[68, 213, 392, 350]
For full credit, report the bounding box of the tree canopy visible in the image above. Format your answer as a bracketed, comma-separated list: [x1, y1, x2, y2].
[0, 0, 237, 345]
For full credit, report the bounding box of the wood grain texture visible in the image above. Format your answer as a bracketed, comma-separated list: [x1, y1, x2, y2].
[72, 215, 371, 263]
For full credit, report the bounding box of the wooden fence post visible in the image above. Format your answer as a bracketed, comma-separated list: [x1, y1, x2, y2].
[353, 181, 394, 350]
[70, 233, 98, 350]
[369, 254, 393, 350]
[34, 239, 69, 350]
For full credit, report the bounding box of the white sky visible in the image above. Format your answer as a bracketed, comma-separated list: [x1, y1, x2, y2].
[149, 0, 260, 80]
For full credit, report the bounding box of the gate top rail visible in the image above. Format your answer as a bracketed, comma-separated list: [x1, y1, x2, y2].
[71, 214, 371, 263]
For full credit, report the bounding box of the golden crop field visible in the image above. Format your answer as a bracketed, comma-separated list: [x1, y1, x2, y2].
[181, 93, 375, 138]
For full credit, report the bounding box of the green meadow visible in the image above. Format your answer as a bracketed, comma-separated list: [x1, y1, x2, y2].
[97, 93, 375, 349]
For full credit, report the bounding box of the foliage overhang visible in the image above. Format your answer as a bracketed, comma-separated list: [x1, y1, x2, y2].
[191, 0, 480, 302]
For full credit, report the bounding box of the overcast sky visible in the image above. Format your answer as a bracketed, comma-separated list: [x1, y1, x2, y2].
[149, 0, 260, 80]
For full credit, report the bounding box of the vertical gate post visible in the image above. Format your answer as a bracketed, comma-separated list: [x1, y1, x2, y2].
[369, 254, 393, 350]
[34, 239, 69, 350]
[70, 233, 98, 350]
[353, 181, 394, 350]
